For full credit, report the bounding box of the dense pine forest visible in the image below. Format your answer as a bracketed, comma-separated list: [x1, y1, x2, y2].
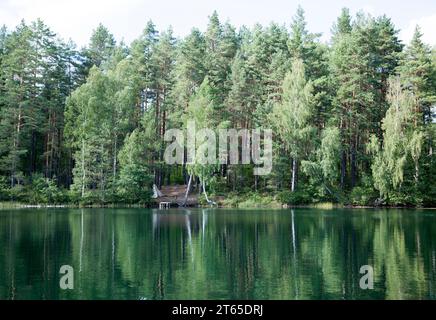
[0, 7, 434, 207]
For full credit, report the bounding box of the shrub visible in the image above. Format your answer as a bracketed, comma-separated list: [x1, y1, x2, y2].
[237, 193, 281, 208]
[116, 164, 152, 204]
[349, 175, 379, 206]
[277, 189, 312, 205]
[350, 186, 378, 206]
[386, 189, 422, 207]
[0, 176, 10, 201]
[28, 174, 66, 204]
[220, 192, 241, 207]
[208, 176, 228, 195]
[8, 185, 27, 202]
[219, 192, 281, 208]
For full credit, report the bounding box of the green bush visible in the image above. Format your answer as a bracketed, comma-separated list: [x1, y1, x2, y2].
[237, 193, 281, 208]
[350, 186, 378, 206]
[0, 176, 10, 201]
[220, 192, 241, 207]
[386, 189, 422, 207]
[277, 189, 312, 205]
[8, 185, 27, 202]
[71, 189, 112, 206]
[349, 175, 379, 206]
[208, 176, 228, 195]
[28, 174, 66, 204]
[220, 192, 281, 208]
[116, 164, 152, 204]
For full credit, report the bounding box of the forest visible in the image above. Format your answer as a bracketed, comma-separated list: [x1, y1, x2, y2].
[0, 7, 434, 207]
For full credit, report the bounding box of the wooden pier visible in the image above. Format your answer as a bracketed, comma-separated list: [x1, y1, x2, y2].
[159, 202, 171, 209]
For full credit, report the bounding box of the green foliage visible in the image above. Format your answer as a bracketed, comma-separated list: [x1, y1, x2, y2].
[302, 126, 341, 188]
[116, 164, 152, 204]
[369, 77, 424, 199]
[277, 189, 312, 205]
[7, 185, 27, 202]
[184, 78, 220, 202]
[116, 130, 153, 204]
[207, 176, 228, 195]
[349, 177, 379, 206]
[0, 174, 67, 204]
[0, 9, 434, 207]
[273, 58, 315, 158]
[237, 193, 281, 208]
[27, 174, 66, 204]
[221, 192, 281, 208]
[0, 176, 10, 201]
[273, 58, 316, 191]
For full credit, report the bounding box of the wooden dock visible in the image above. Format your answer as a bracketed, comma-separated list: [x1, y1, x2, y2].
[159, 202, 171, 209]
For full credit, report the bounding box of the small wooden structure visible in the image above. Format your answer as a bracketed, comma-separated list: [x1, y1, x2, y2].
[159, 202, 171, 209]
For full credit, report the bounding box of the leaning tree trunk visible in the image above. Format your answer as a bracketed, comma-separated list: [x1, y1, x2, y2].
[181, 174, 193, 207]
[201, 178, 216, 206]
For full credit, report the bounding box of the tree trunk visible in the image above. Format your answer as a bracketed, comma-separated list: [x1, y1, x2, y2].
[11, 107, 23, 188]
[291, 158, 297, 192]
[29, 130, 36, 175]
[113, 135, 117, 181]
[81, 139, 86, 198]
[166, 166, 171, 185]
[202, 178, 216, 206]
[182, 174, 193, 206]
[340, 150, 346, 189]
[351, 144, 357, 188]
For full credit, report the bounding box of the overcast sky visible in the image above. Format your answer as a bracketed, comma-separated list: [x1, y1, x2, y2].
[1, 0, 435, 48]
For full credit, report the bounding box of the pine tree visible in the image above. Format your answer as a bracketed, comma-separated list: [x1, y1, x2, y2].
[398, 26, 435, 125]
[0, 25, 6, 59]
[0, 12, 434, 207]
[0, 22, 35, 187]
[32, 20, 75, 180]
[331, 8, 352, 38]
[330, 13, 374, 189]
[172, 28, 206, 115]
[289, 6, 330, 130]
[84, 23, 116, 69]
[153, 28, 176, 186]
[205, 12, 237, 123]
[226, 50, 259, 128]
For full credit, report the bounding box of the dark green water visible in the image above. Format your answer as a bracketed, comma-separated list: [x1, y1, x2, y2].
[0, 208, 435, 300]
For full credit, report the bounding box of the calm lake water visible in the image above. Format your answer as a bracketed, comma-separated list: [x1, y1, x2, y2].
[0, 208, 435, 300]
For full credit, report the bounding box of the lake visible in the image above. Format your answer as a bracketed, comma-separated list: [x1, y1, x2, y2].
[0, 208, 435, 300]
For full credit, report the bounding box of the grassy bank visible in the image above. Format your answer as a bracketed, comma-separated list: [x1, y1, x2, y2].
[1, 189, 433, 210]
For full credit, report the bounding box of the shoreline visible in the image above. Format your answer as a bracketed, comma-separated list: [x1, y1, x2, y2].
[1, 202, 435, 210]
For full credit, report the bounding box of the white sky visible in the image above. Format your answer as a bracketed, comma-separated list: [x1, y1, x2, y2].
[0, 0, 435, 48]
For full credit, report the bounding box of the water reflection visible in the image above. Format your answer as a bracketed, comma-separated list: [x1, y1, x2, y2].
[0, 208, 435, 300]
